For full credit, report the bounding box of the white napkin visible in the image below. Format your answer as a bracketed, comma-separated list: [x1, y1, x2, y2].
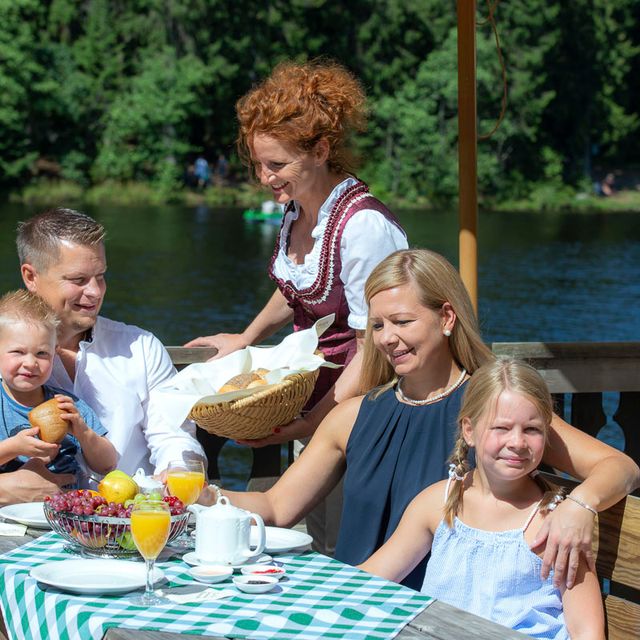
[151, 314, 341, 428]
[158, 585, 235, 604]
[0, 522, 27, 536]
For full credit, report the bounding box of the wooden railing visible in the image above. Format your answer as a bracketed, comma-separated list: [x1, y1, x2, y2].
[168, 342, 640, 483]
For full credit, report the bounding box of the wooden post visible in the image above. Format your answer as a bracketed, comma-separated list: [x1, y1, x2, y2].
[457, 0, 478, 313]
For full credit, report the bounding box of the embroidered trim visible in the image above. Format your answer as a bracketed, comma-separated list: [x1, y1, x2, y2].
[270, 182, 373, 305]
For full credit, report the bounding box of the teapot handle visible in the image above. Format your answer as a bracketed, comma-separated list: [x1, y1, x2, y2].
[248, 512, 266, 557]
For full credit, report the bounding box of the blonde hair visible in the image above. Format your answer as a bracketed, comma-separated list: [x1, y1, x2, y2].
[359, 249, 493, 395]
[236, 59, 367, 175]
[17, 207, 105, 272]
[0, 289, 59, 337]
[444, 357, 563, 526]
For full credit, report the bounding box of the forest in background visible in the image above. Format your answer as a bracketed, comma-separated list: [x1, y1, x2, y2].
[1, 0, 638, 207]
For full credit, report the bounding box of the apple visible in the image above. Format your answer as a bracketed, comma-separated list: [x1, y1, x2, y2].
[98, 470, 138, 504]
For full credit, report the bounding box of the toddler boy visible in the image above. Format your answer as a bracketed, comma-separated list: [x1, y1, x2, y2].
[0, 290, 116, 485]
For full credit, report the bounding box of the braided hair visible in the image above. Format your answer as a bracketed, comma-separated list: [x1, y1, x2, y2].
[443, 357, 564, 527]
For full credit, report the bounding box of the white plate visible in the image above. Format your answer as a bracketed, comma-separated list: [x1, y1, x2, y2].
[182, 551, 272, 569]
[30, 559, 164, 596]
[0, 502, 49, 529]
[251, 526, 312, 554]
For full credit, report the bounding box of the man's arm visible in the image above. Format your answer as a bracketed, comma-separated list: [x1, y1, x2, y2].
[141, 332, 207, 475]
[0, 459, 75, 506]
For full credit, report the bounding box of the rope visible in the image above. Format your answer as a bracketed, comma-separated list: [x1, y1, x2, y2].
[477, 0, 507, 140]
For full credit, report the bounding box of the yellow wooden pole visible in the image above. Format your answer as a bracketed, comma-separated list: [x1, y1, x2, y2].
[457, 0, 478, 313]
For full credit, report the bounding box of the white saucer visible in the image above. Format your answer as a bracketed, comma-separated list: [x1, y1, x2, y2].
[182, 551, 272, 569]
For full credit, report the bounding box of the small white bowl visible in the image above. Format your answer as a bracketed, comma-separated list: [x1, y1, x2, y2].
[233, 574, 279, 594]
[189, 565, 233, 584]
[240, 564, 286, 580]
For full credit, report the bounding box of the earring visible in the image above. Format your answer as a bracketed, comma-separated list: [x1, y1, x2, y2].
[443, 329, 452, 337]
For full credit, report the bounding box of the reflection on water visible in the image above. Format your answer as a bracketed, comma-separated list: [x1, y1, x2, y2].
[1, 203, 638, 486]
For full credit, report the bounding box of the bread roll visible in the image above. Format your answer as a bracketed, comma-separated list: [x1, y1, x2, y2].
[28, 398, 68, 444]
[218, 369, 270, 394]
[218, 383, 241, 394]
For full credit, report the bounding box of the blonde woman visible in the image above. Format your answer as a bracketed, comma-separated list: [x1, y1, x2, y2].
[199, 249, 639, 591]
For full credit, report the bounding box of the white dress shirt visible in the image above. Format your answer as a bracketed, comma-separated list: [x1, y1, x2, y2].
[48, 316, 205, 479]
[272, 178, 408, 330]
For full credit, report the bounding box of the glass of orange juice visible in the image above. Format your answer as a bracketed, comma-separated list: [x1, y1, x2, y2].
[166, 459, 205, 547]
[130, 500, 171, 605]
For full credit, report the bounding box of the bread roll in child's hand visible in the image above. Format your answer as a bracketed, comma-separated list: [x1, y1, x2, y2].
[28, 398, 68, 444]
[218, 369, 269, 394]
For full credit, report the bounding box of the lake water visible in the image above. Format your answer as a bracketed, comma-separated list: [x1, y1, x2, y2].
[1, 203, 638, 485]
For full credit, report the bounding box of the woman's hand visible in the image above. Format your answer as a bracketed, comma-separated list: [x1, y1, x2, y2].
[530, 497, 596, 589]
[183, 333, 248, 360]
[235, 416, 315, 448]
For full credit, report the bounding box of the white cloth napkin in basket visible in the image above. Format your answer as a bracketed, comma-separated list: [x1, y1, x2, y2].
[151, 314, 340, 428]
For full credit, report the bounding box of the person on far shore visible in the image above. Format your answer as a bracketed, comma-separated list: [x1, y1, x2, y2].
[1, 207, 206, 504]
[0, 290, 116, 494]
[197, 249, 640, 590]
[194, 156, 210, 189]
[186, 59, 408, 556]
[594, 172, 616, 197]
[359, 358, 604, 639]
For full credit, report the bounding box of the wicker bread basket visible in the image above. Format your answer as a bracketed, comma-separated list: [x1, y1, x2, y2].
[189, 368, 320, 440]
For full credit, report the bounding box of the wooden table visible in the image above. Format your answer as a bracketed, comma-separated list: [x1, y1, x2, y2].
[0, 529, 530, 640]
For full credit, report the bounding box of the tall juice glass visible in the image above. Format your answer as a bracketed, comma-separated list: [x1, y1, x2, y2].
[130, 500, 171, 605]
[166, 459, 205, 547]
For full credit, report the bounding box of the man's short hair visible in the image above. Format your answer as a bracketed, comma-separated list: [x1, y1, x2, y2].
[16, 207, 105, 272]
[0, 289, 59, 337]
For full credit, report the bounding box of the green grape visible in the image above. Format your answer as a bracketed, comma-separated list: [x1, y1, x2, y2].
[116, 531, 137, 550]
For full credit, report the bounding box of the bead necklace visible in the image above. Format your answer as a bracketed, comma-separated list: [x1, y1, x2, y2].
[397, 369, 467, 406]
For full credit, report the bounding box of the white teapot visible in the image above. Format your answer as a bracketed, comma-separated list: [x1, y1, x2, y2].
[188, 496, 266, 565]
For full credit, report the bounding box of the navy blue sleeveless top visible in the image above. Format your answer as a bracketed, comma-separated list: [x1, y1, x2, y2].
[335, 382, 466, 590]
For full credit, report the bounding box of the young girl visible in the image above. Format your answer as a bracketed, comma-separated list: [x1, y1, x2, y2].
[359, 358, 604, 640]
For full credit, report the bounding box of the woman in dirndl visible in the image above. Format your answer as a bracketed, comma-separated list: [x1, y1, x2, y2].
[185, 59, 408, 555]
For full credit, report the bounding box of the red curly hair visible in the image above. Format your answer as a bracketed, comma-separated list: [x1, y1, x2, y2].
[236, 59, 368, 175]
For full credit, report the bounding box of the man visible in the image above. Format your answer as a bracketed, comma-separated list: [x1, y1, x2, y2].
[9, 207, 205, 498]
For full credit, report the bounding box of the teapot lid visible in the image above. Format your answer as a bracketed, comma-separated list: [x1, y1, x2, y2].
[202, 495, 250, 518]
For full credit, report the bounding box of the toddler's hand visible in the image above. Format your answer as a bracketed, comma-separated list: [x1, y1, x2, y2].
[11, 427, 60, 462]
[54, 394, 88, 437]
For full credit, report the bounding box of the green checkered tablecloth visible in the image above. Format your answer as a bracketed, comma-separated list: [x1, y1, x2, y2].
[0, 533, 432, 640]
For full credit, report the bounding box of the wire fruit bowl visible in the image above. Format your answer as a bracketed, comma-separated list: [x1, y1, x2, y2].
[44, 502, 190, 558]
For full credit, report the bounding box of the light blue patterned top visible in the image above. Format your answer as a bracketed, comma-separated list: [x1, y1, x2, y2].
[421, 483, 569, 640]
